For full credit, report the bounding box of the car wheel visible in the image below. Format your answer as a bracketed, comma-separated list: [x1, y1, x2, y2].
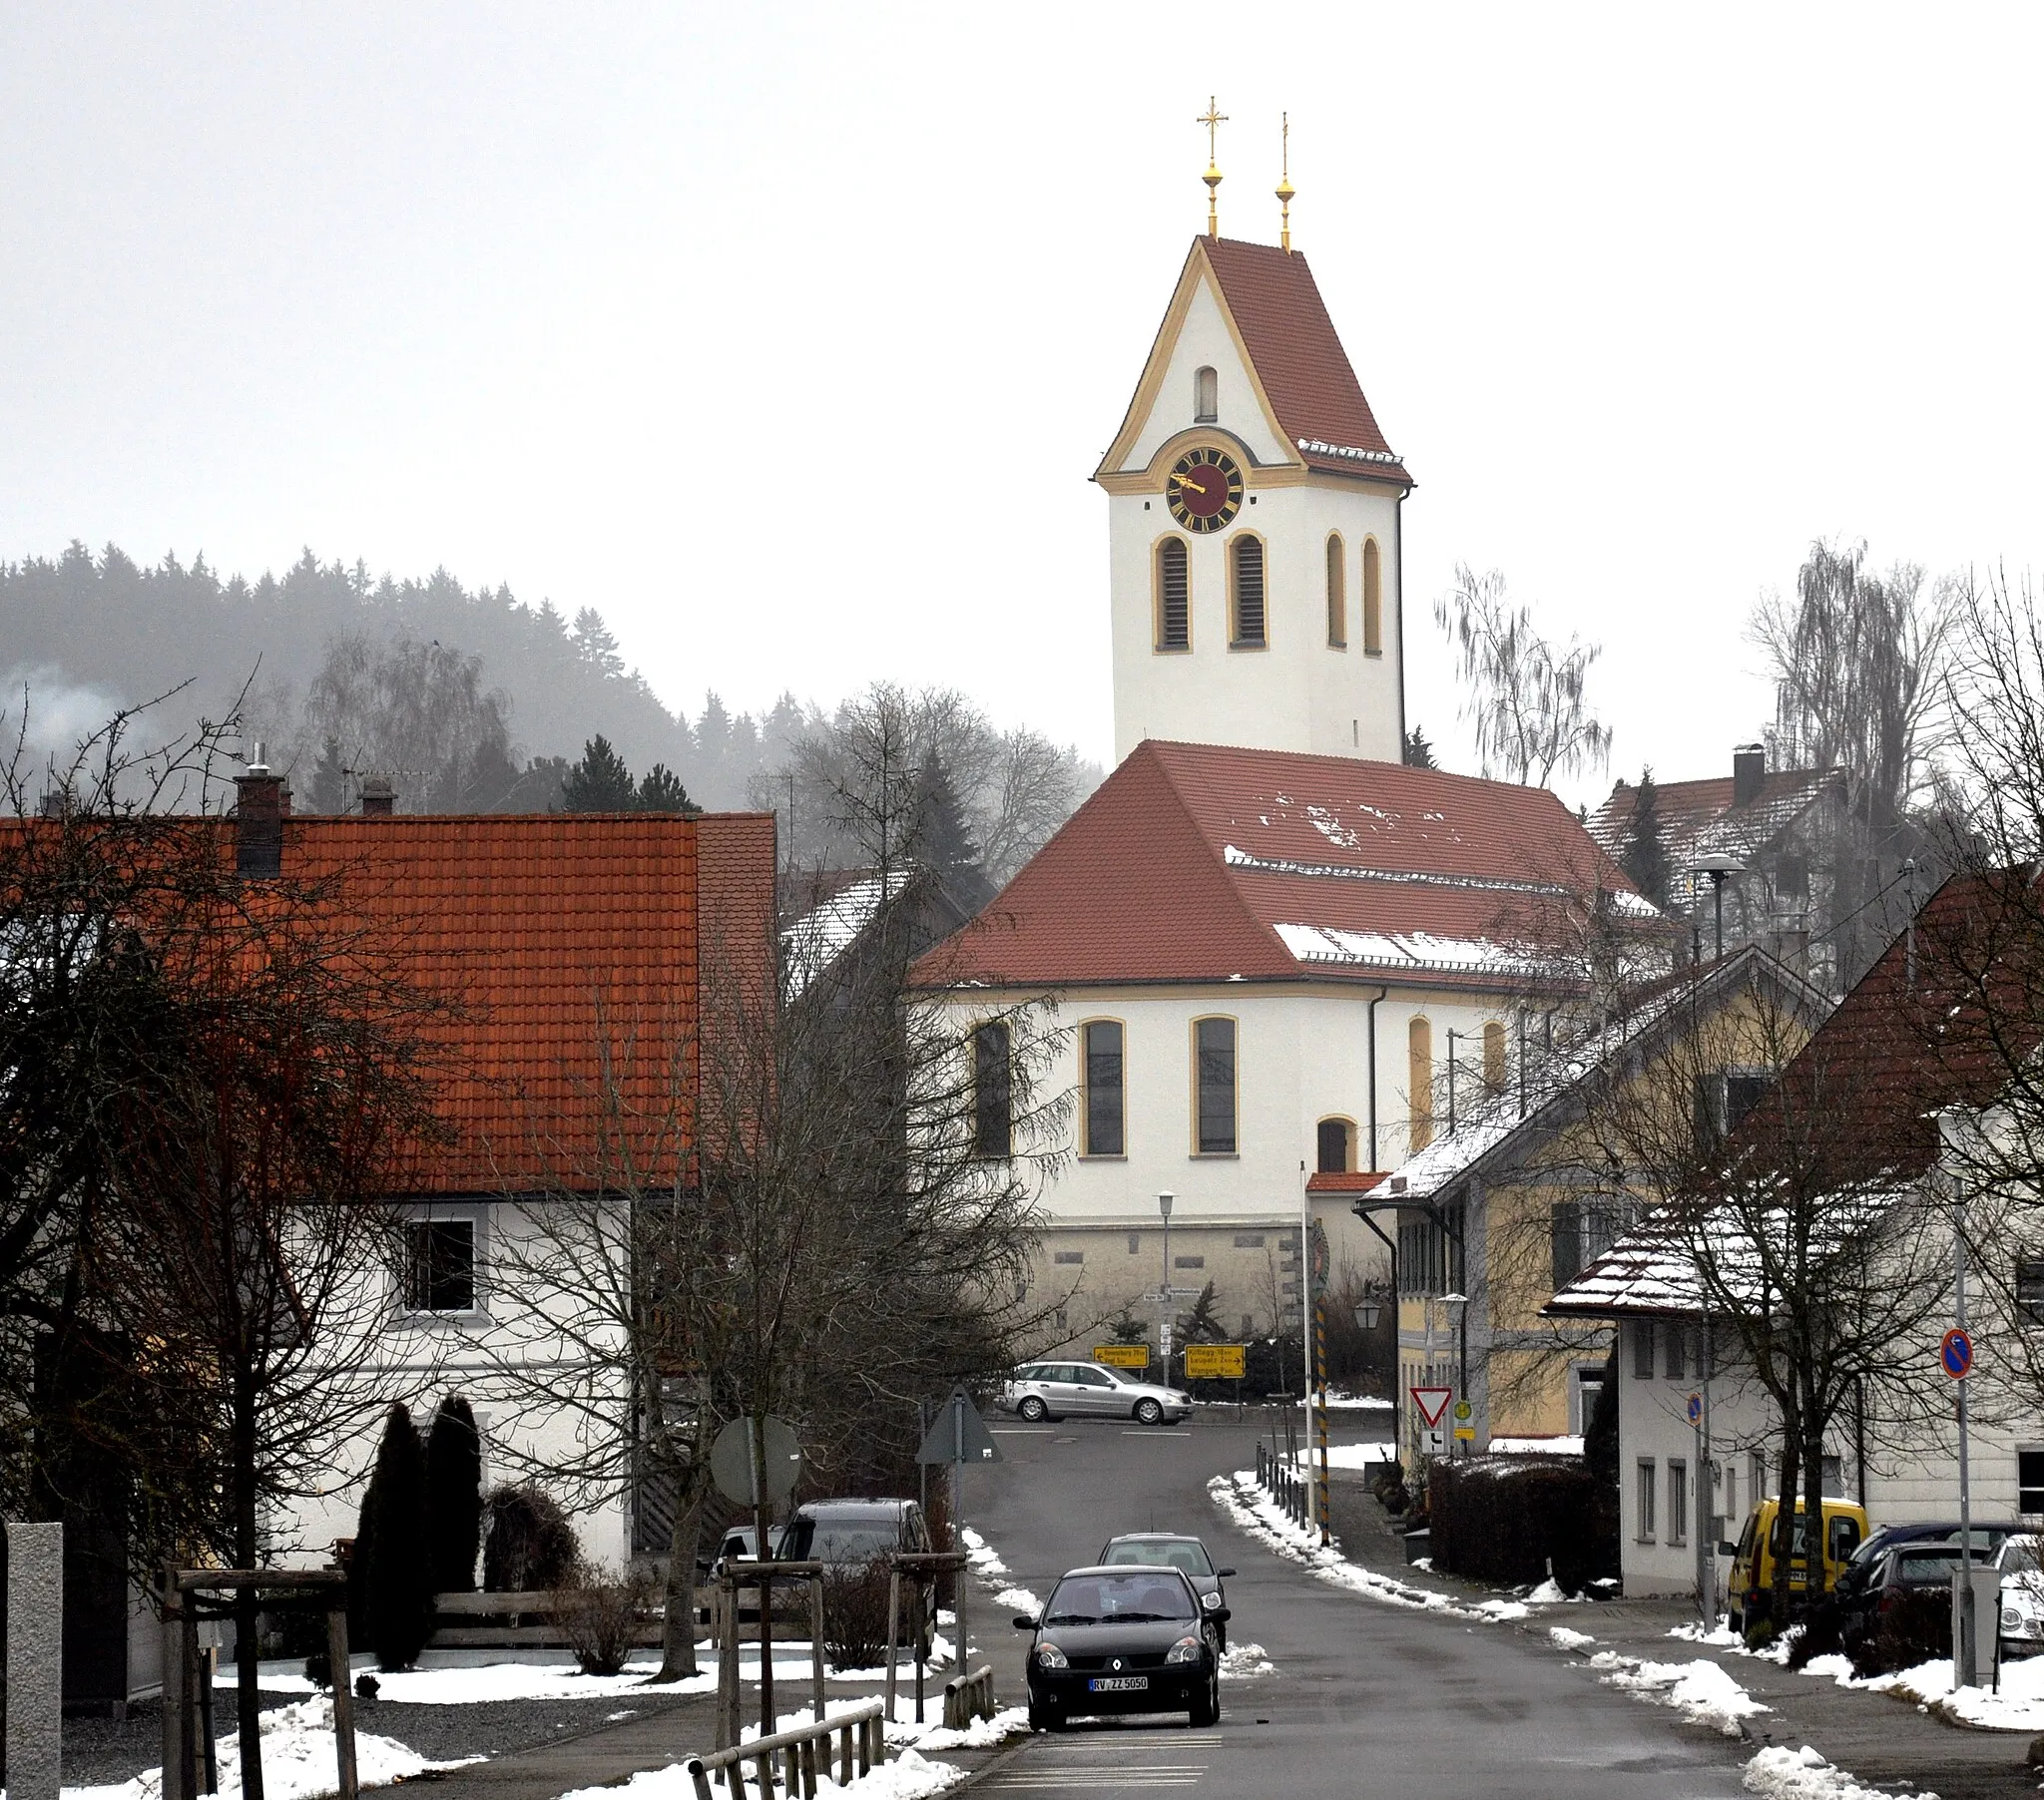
[1190, 1677, 1218, 1728]
[1019, 1396, 1049, 1424]
[1214, 1618, 1228, 1653]
[1028, 1702, 1058, 1733]
[1135, 1398, 1164, 1426]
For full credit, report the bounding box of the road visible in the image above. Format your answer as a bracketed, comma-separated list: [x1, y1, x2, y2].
[958, 1407, 1751, 1799]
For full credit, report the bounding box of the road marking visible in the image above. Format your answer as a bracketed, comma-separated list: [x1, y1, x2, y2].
[1120, 1431, 1193, 1437]
[993, 1428, 1056, 1435]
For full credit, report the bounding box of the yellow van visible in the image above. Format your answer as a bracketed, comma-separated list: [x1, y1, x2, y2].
[1725, 1497, 1867, 1634]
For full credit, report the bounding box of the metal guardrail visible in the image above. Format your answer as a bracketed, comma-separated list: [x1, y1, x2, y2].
[942, 1663, 995, 1730]
[686, 1696, 885, 1799]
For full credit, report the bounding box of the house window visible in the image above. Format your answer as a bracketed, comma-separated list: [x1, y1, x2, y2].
[1082, 1020, 1126, 1156]
[1155, 538, 1190, 651]
[1362, 537, 1383, 655]
[1669, 1461, 1689, 1546]
[1697, 1070, 1772, 1148]
[1325, 535, 1346, 647]
[1632, 1319, 1657, 1379]
[1230, 536, 1266, 647]
[1128, 1232, 1141, 1254]
[2020, 1449, 2044, 1515]
[1636, 1459, 1658, 1542]
[1234, 1233, 1266, 1248]
[404, 1218, 475, 1313]
[1053, 1249, 1085, 1265]
[1407, 1017, 1434, 1151]
[1194, 364, 1218, 422]
[2015, 1260, 2044, 1325]
[1316, 1117, 1355, 1173]
[1574, 1365, 1604, 1436]
[1482, 1021, 1506, 1093]
[1194, 1017, 1237, 1153]
[1175, 1255, 1206, 1270]
[972, 1020, 1012, 1156]
[1665, 1324, 1687, 1382]
[1726, 1074, 1769, 1133]
[1551, 1201, 1582, 1290]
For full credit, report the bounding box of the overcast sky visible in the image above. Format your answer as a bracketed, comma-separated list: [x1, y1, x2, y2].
[3, 6, 2040, 807]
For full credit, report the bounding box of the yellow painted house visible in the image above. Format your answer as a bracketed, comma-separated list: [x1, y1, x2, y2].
[1359, 946, 1831, 1463]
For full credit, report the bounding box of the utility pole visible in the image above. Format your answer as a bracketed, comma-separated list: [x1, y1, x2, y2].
[1158, 1192, 1175, 1375]
[1945, 1113, 1979, 1690]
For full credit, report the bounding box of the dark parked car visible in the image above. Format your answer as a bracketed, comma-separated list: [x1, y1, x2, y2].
[1836, 1521, 2013, 1603]
[1097, 1534, 1235, 1649]
[1016, 1565, 1224, 1731]
[780, 1499, 938, 1649]
[1841, 1542, 1987, 1656]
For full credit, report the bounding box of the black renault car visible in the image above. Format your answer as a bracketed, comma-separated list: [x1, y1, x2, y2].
[1016, 1565, 1225, 1731]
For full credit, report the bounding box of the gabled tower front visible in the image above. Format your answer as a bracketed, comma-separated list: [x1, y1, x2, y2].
[1096, 235, 1411, 765]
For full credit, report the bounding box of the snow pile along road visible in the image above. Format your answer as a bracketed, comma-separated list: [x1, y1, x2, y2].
[1219, 1641, 1277, 1679]
[1741, 1744, 1934, 1800]
[230, 1659, 716, 1702]
[557, 1741, 963, 1800]
[1798, 1648, 2044, 1730]
[1209, 1472, 1546, 1622]
[1588, 1651, 1769, 1738]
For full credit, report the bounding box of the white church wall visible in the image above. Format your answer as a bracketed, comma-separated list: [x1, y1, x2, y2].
[1122, 275, 1290, 472]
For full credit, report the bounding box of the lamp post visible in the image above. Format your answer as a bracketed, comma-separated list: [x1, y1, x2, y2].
[1439, 1291, 1469, 1457]
[1158, 1192, 1175, 1376]
[1691, 854, 1747, 961]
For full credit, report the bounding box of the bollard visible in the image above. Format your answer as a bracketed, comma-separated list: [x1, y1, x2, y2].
[6, 1523, 64, 1800]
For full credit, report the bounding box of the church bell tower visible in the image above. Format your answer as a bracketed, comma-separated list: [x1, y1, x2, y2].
[1095, 112, 1412, 766]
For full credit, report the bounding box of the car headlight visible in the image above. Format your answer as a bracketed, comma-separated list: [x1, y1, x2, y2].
[1202, 1591, 1223, 1609]
[2006, 1606, 2024, 1630]
[1036, 1642, 1068, 1670]
[1166, 1635, 1205, 1664]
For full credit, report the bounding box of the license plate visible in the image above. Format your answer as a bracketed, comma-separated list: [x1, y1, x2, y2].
[1088, 1675, 1149, 1692]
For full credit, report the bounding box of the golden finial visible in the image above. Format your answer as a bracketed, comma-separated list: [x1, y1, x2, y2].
[1197, 96, 1228, 238]
[1277, 112, 1295, 252]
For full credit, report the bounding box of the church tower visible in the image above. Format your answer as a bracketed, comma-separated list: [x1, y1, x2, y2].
[1095, 144, 1411, 765]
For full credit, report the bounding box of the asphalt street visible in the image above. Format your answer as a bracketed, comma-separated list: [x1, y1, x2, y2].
[959, 1407, 1753, 1799]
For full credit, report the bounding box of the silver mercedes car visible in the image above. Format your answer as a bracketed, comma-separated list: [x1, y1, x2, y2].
[1001, 1358, 1193, 1427]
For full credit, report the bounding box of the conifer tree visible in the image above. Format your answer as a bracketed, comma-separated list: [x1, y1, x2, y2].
[561, 735, 637, 811]
[307, 737, 346, 813]
[1620, 766, 1672, 908]
[637, 762, 698, 814]
[364, 1403, 433, 1669]
[1402, 725, 1437, 769]
[912, 757, 994, 915]
[423, 1395, 482, 1594]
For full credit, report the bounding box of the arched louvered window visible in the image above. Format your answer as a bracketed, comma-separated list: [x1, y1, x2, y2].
[972, 1020, 1013, 1158]
[1483, 1021, 1506, 1093]
[1155, 537, 1190, 651]
[1325, 535, 1346, 648]
[1193, 1016, 1237, 1153]
[1230, 535, 1266, 647]
[1362, 536, 1383, 656]
[1194, 365, 1218, 423]
[1407, 1016, 1434, 1152]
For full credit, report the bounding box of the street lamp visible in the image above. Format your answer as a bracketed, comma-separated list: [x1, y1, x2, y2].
[1438, 1291, 1470, 1456]
[1691, 854, 1747, 962]
[1353, 1298, 1381, 1331]
[1157, 1192, 1175, 1371]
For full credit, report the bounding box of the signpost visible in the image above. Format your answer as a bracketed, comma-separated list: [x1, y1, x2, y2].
[710, 1416, 802, 1743]
[1093, 1344, 1150, 1370]
[1451, 1398, 1475, 1443]
[1185, 1343, 1247, 1380]
[917, 1388, 1003, 1684]
[1409, 1386, 1453, 1429]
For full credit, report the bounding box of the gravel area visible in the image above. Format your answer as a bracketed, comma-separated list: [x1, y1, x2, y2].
[60, 1685, 709, 1789]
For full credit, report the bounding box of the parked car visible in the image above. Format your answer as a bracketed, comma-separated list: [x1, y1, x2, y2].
[1097, 1533, 1235, 1649]
[780, 1499, 939, 1650]
[1835, 1522, 2012, 1609]
[1839, 1542, 1987, 1658]
[1001, 1360, 1193, 1426]
[1015, 1565, 1224, 1731]
[1724, 1497, 1868, 1634]
[1996, 1534, 2044, 1659]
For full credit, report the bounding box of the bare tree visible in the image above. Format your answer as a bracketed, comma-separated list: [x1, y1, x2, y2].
[1434, 566, 1612, 787]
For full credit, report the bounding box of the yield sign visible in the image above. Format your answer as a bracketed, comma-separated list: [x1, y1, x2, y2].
[1410, 1386, 1454, 1428]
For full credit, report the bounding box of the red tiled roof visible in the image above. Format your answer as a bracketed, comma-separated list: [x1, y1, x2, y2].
[912, 741, 1640, 992]
[1306, 1170, 1389, 1195]
[1589, 768, 1840, 868]
[1200, 237, 1411, 486]
[280, 812, 776, 1194]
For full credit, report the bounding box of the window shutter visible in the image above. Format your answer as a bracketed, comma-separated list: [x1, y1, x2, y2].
[1157, 539, 1190, 650]
[1232, 538, 1266, 645]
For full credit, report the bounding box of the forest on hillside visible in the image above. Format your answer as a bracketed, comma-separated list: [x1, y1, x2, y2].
[0, 542, 1098, 879]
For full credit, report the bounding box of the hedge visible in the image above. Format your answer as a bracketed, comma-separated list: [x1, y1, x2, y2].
[1429, 1455, 1617, 1592]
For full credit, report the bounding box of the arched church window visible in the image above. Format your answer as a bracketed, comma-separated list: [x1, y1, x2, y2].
[1155, 538, 1190, 651]
[1316, 1117, 1356, 1173]
[1362, 537, 1383, 656]
[1194, 365, 1218, 423]
[1407, 1017, 1434, 1152]
[1230, 536, 1266, 647]
[1325, 535, 1346, 648]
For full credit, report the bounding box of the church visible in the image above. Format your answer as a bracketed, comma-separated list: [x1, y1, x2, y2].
[915, 128, 1643, 1367]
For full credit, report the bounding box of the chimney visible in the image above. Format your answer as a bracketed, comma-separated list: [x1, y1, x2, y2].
[235, 743, 283, 877]
[1733, 743, 1766, 808]
[359, 775, 395, 816]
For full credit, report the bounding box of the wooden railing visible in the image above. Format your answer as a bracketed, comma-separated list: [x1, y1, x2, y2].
[942, 1664, 995, 1730]
[686, 1697, 885, 1799]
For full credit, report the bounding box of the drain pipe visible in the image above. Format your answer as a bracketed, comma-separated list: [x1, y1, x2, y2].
[1366, 986, 1389, 1171]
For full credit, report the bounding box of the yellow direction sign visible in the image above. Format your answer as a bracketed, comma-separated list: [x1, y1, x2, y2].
[1185, 1343, 1247, 1380]
[1094, 1344, 1150, 1369]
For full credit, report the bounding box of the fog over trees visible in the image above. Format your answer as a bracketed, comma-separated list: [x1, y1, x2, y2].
[0, 542, 1100, 862]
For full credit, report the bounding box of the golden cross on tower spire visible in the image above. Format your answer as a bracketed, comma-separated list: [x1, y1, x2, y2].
[1277, 111, 1296, 253]
[1197, 96, 1228, 238]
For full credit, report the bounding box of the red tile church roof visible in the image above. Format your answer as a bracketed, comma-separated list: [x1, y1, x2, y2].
[1201, 237, 1412, 487]
[913, 742, 1641, 993]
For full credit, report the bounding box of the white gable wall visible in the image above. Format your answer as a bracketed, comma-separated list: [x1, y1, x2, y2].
[1119, 274, 1290, 472]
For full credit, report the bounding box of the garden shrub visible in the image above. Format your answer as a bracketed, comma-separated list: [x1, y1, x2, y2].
[483, 1484, 578, 1593]
[1429, 1455, 1615, 1591]
[362, 1403, 434, 1671]
[424, 1395, 482, 1593]
[821, 1560, 896, 1672]
[552, 1562, 650, 1675]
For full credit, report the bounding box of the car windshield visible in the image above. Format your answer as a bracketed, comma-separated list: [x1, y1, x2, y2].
[1893, 1550, 1967, 1584]
[1102, 1540, 1214, 1577]
[1043, 1574, 1196, 1625]
[784, 1520, 897, 1564]
[2003, 1540, 2042, 1575]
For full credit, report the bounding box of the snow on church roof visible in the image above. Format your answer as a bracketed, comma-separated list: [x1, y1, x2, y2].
[911, 740, 1649, 993]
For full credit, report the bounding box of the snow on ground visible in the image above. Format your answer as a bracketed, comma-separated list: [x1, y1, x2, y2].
[229, 1659, 716, 1702]
[68, 1696, 476, 1800]
[557, 1737, 963, 1800]
[1666, 1617, 1746, 1649]
[1588, 1651, 1769, 1738]
[888, 1704, 1031, 1751]
[1209, 1472, 1552, 1624]
[1740, 1745, 1923, 1800]
[1325, 1393, 1394, 1410]
[1795, 1648, 2044, 1730]
[959, 1527, 1008, 1583]
[1220, 1641, 1277, 1679]
[1548, 1626, 1596, 1652]
[1489, 1436, 1584, 1456]
[1286, 1443, 1396, 1470]
[993, 1585, 1040, 1615]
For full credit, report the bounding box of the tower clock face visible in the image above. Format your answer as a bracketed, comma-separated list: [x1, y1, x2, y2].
[1167, 447, 1245, 533]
